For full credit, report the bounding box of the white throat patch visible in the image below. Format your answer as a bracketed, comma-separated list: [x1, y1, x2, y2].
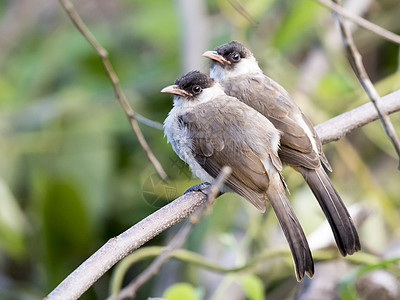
[210, 56, 262, 81]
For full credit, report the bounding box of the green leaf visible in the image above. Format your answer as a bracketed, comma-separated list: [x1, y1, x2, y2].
[338, 257, 400, 300]
[240, 274, 264, 300]
[163, 283, 203, 300]
[338, 274, 359, 300]
[0, 179, 27, 258]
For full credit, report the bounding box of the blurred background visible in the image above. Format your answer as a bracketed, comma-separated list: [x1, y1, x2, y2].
[0, 0, 400, 299]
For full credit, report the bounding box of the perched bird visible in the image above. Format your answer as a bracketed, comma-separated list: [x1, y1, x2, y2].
[203, 41, 360, 256]
[162, 71, 314, 281]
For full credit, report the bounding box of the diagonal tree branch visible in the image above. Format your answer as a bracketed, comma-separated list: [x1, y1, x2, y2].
[109, 166, 231, 300]
[316, 89, 400, 144]
[58, 0, 168, 180]
[45, 90, 400, 300]
[109, 222, 194, 300]
[45, 190, 208, 300]
[314, 0, 400, 45]
[330, 0, 400, 168]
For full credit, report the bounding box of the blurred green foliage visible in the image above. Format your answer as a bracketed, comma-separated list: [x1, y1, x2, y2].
[0, 0, 399, 299]
[162, 282, 203, 300]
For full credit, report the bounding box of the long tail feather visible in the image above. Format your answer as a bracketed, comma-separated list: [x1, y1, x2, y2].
[297, 166, 361, 256]
[267, 184, 314, 281]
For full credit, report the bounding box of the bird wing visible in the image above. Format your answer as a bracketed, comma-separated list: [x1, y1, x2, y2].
[226, 76, 328, 170]
[180, 102, 271, 212]
[300, 112, 332, 171]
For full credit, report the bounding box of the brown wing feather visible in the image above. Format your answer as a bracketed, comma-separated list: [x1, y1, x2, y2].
[194, 141, 269, 211]
[223, 76, 329, 170]
[181, 103, 271, 212]
[268, 116, 313, 153]
[279, 146, 320, 169]
[301, 113, 332, 171]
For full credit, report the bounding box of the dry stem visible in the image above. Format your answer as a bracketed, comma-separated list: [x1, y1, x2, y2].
[315, 0, 400, 45]
[330, 0, 400, 168]
[59, 0, 168, 180]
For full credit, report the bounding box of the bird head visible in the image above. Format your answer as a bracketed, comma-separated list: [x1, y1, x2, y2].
[202, 41, 262, 80]
[161, 71, 224, 107]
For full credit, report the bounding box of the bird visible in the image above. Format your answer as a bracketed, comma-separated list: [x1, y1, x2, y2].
[202, 41, 361, 257]
[162, 70, 314, 281]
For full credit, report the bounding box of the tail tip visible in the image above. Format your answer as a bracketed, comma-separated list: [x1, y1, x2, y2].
[295, 263, 315, 282]
[338, 240, 361, 257]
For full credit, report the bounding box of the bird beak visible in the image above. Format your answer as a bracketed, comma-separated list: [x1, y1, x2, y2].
[161, 85, 191, 97]
[202, 50, 230, 65]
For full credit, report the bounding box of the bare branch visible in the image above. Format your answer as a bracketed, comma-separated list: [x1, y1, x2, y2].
[316, 89, 400, 144]
[110, 167, 231, 300]
[45, 92, 400, 300]
[58, 0, 168, 180]
[330, 0, 400, 168]
[110, 221, 193, 300]
[314, 0, 400, 45]
[134, 113, 163, 130]
[45, 191, 208, 300]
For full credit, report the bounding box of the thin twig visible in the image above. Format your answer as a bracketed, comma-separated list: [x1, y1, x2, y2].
[316, 87, 400, 144]
[135, 113, 163, 130]
[228, 0, 258, 26]
[110, 221, 193, 300]
[58, 0, 168, 180]
[108, 246, 382, 280]
[110, 166, 231, 299]
[45, 92, 400, 300]
[330, 0, 400, 168]
[112, 246, 292, 280]
[314, 0, 400, 45]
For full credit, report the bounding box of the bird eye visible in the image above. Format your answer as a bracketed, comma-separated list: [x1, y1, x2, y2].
[192, 85, 202, 94]
[231, 52, 241, 62]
